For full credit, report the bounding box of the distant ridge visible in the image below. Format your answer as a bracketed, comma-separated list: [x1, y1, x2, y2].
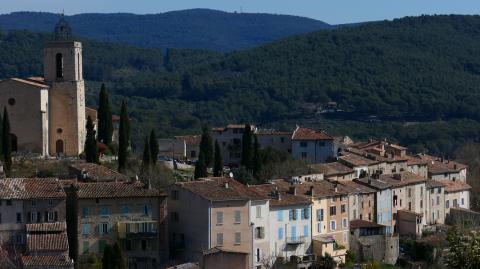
[0, 9, 333, 51]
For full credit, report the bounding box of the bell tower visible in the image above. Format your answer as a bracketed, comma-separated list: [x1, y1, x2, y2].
[44, 16, 86, 156]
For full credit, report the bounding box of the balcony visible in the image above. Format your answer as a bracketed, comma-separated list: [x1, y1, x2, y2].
[117, 221, 158, 239]
[286, 236, 306, 245]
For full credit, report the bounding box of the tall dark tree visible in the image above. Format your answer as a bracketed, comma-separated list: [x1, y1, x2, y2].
[84, 116, 98, 163]
[142, 136, 151, 171]
[118, 101, 129, 172]
[102, 244, 114, 269]
[194, 152, 207, 179]
[252, 135, 262, 179]
[149, 129, 159, 165]
[199, 125, 213, 167]
[112, 242, 125, 269]
[2, 107, 11, 176]
[97, 83, 113, 145]
[213, 140, 223, 177]
[241, 124, 253, 170]
[0, 111, 3, 155]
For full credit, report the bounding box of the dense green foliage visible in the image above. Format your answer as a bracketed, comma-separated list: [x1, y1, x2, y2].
[444, 226, 480, 268]
[194, 152, 207, 179]
[149, 129, 159, 165]
[85, 116, 99, 163]
[97, 84, 113, 145]
[0, 10, 332, 51]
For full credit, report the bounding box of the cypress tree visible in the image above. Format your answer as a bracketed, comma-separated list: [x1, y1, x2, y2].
[149, 129, 159, 165]
[102, 244, 113, 269]
[199, 125, 213, 167]
[194, 152, 207, 179]
[241, 124, 253, 170]
[84, 116, 98, 163]
[118, 101, 129, 172]
[0, 110, 3, 155]
[213, 140, 223, 177]
[112, 242, 125, 269]
[97, 83, 113, 145]
[142, 136, 151, 171]
[2, 107, 11, 176]
[252, 135, 262, 179]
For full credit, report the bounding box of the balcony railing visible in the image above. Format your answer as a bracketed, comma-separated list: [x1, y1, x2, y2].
[286, 236, 306, 244]
[117, 221, 158, 239]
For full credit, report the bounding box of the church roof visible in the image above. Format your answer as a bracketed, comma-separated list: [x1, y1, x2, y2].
[1, 78, 50, 89]
[54, 15, 73, 41]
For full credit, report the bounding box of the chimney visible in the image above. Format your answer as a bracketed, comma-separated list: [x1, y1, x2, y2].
[289, 186, 297, 196]
[277, 192, 282, 201]
[454, 164, 457, 170]
[224, 182, 229, 189]
[310, 186, 315, 197]
[334, 183, 338, 193]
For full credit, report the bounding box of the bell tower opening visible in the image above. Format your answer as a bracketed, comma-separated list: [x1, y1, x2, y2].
[56, 53, 63, 79]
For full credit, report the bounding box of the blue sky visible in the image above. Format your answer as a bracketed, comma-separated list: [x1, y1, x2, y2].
[2, 0, 480, 24]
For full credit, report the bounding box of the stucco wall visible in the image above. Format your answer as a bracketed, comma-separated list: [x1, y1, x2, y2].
[292, 140, 335, 163]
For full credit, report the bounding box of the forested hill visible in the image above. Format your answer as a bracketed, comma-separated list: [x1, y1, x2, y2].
[3, 15, 480, 154]
[0, 9, 332, 51]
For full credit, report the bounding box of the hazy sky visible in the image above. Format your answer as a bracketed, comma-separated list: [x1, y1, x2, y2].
[2, 0, 480, 24]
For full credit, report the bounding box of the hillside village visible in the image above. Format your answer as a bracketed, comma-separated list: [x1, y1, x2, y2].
[0, 16, 478, 269]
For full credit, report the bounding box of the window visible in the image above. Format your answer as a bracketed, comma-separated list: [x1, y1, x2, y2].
[0, 213, 2, 224]
[121, 205, 129, 216]
[368, 213, 371, 221]
[82, 224, 89, 235]
[6, 200, 12, 206]
[437, 196, 440, 205]
[317, 223, 322, 233]
[342, 218, 348, 228]
[462, 198, 465, 205]
[100, 222, 109, 235]
[83, 241, 89, 254]
[420, 200, 423, 209]
[300, 141, 308, 147]
[255, 227, 265, 239]
[353, 209, 357, 219]
[256, 206, 262, 218]
[289, 209, 297, 220]
[408, 188, 412, 198]
[216, 233, 224, 246]
[281, 137, 285, 143]
[453, 199, 458, 207]
[291, 226, 297, 239]
[170, 212, 179, 222]
[301, 152, 307, 159]
[277, 210, 284, 221]
[302, 208, 310, 219]
[100, 206, 109, 216]
[234, 210, 241, 224]
[16, 213, 22, 223]
[56, 128, 63, 134]
[430, 189, 434, 194]
[330, 206, 336, 216]
[317, 209, 324, 221]
[29, 212, 38, 223]
[217, 212, 223, 225]
[171, 190, 179, 200]
[8, 98, 15, 106]
[303, 225, 308, 236]
[278, 228, 284, 240]
[143, 204, 150, 216]
[234, 232, 241, 245]
[82, 207, 90, 218]
[190, 150, 196, 158]
[31, 200, 36, 207]
[330, 220, 336, 231]
[341, 204, 346, 213]
[48, 211, 54, 222]
[408, 202, 411, 211]
[446, 200, 450, 208]
[368, 200, 371, 207]
[438, 188, 441, 194]
[48, 199, 54, 206]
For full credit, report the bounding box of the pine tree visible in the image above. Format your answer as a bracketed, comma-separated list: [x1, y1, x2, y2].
[213, 140, 223, 177]
[252, 135, 262, 179]
[142, 136, 151, 171]
[194, 152, 207, 179]
[102, 244, 113, 269]
[97, 83, 113, 145]
[241, 124, 253, 170]
[118, 101, 129, 172]
[2, 107, 11, 176]
[149, 129, 159, 165]
[84, 116, 98, 163]
[199, 125, 213, 167]
[112, 242, 125, 269]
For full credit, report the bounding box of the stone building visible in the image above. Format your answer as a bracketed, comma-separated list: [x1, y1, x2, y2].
[0, 16, 86, 157]
[291, 126, 336, 163]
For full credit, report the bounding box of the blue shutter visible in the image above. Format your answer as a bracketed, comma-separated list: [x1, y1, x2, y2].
[277, 210, 283, 221]
[289, 210, 293, 220]
[305, 208, 310, 219]
[291, 226, 296, 240]
[278, 228, 283, 240]
[303, 225, 308, 236]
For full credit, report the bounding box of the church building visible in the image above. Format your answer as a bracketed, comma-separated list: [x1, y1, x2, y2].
[0, 17, 86, 157]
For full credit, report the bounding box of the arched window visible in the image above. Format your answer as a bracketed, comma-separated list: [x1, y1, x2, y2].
[56, 53, 63, 79]
[56, 139, 64, 154]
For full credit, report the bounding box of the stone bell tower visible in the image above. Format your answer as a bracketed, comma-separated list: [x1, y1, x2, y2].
[44, 16, 86, 156]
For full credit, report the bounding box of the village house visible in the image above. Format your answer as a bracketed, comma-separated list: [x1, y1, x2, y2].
[255, 129, 293, 154]
[338, 153, 384, 178]
[309, 162, 356, 182]
[437, 179, 471, 214]
[249, 197, 271, 268]
[212, 124, 255, 165]
[340, 181, 376, 222]
[67, 180, 167, 269]
[416, 154, 467, 182]
[68, 162, 130, 182]
[405, 156, 429, 178]
[167, 177, 263, 266]
[291, 126, 336, 163]
[425, 180, 446, 226]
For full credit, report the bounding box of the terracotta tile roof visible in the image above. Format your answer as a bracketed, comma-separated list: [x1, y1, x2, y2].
[435, 179, 471, 193]
[175, 135, 202, 146]
[255, 129, 292, 136]
[309, 162, 354, 176]
[21, 255, 73, 268]
[345, 147, 406, 164]
[339, 154, 378, 167]
[76, 181, 162, 199]
[69, 162, 130, 182]
[292, 127, 333, 141]
[249, 183, 311, 207]
[177, 177, 263, 202]
[426, 180, 445, 189]
[350, 219, 385, 229]
[417, 154, 467, 174]
[26, 222, 67, 233]
[202, 246, 249, 255]
[0, 178, 65, 199]
[405, 155, 429, 166]
[339, 181, 376, 194]
[282, 180, 350, 198]
[354, 177, 392, 190]
[27, 233, 69, 252]
[7, 78, 50, 88]
[377, 172, 427, 188]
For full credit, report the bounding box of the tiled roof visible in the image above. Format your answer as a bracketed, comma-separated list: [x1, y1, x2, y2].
[350, 219, 385, 229]
[202, 246, 249, 255]
[0, 178, 65, 199]
[69, 162, 130, 182]
[339, 154, 378, 167]
[340, 181, 376, 194]
[435, 179, 471, 193]
[416, 154, 467, 174]
[76, 181, 161, 199]
[405, 155, 429, 166]
[26, 222, 67, 233]
[354, 177, 392, 190]
[27, 233, 69, 252]
[175, 135, 202, 146]
[249, 183, 311, 207]
[226, 124, 250, 129]
[7, 78, 50, 88]
[426, 180, 445, 189]
[255, 129, 292, 136]
[274, 180, 350, 198]
[177, 177, 263, 202]
[292, 127, 333, 141]
[309, 162, 354, 176]
[377, 172, 427, 188]
[21, 255, 73, 268]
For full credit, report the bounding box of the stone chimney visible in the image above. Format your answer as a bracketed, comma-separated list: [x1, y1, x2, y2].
[289, 186, 297, 196]
[310, 186, 315, 197]
[334, 183, 338, 193]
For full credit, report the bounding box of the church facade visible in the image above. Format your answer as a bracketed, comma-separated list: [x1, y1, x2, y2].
[0, 17, 86, 157]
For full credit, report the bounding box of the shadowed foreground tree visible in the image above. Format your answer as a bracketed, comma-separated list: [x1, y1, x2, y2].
[85, 116, 99, 164]
[149, 129, 159, 166]
[199, 125, 213, 167]
[194, 152, 207, 179]
[2, 107, 11, 176]
[241, 124, 253, 169]
[118, 101, 129, 172]
[102, 244, 113, 269]
[97, 83, 113, 145]
[142, 136, 151, 171]
[444, 226, 480, 269]
[213, 140, 223, 177]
